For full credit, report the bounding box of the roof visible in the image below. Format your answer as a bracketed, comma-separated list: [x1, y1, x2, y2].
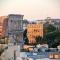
[8, 14, 24, 17]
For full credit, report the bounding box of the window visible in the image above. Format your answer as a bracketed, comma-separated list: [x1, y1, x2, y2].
[34, 29, 37, 32]
[11, 20, 13, 22]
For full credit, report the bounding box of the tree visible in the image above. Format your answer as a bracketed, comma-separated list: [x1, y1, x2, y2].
[44, 30, 60, 48]
[51, 31, 60, 48]
[23, 29, 29, 44]
[43, 24, 57, 48]
[45, 24, 56, 33]
[35, 36, 44, 44]
[23, 29, 27, 38]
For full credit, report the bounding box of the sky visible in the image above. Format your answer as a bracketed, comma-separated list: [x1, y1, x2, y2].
[0, 0, 60, 20]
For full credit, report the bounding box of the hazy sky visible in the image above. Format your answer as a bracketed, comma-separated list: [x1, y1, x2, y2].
[0, 0, 60, 20]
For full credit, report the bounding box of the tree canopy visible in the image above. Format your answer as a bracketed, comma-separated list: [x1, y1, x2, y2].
[45, 24, 56, 33]
[44, 30, 60, 48]
[23, 29, 29, 44]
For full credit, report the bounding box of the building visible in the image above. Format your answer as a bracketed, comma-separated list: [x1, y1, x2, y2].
[0, 16, 8, 38]
[27, 23, 46, 44]
[8, 14, 24, 43]
[45, 17, 60, 28]
[36, 20, 46, 24]
[23, 19, 29, 30]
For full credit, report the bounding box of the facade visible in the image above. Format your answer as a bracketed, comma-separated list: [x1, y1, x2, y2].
[36, 20, 46, 24]
[27, 23, 46, 44]
[23, 19, 29, 30]
[8, 14, 23, 32]
[0, 16, 8, 38]
[8, 14, 24, 43]
[45, 17, 60, 28]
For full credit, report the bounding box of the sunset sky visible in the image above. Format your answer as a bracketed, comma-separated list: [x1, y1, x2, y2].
[0, 0, 60, 20]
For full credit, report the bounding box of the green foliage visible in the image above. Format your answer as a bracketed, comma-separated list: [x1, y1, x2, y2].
[45, 24, 56, 33]
[44, 30, 60, 48]
[35, 36, 45, 44]
[23, 29, 29, 44]
[43, 24, 60, 48]
[23, 29, 27, 38]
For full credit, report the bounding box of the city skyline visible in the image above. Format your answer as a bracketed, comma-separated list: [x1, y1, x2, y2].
[0, 0, 60, 20]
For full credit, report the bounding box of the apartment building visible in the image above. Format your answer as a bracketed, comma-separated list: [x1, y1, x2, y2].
[27, 23, 46, 44]
[8, 14, 24, 43]
[0, 16, 8, 38]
